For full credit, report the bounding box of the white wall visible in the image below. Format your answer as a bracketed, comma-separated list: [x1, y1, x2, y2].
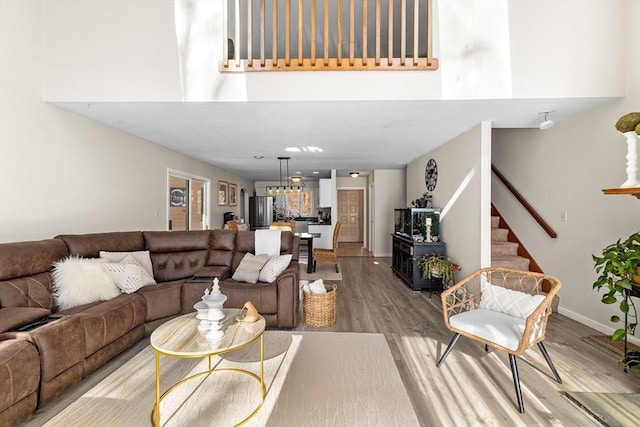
[43, 0, 182, 101]
[372, 170, 405, 257]
[508, 0, 626, 98]
[492, 0, 640, 341]
[0, 1, 252, 243]
[39, 1, 624, 104]
[406, 123, 490, 280]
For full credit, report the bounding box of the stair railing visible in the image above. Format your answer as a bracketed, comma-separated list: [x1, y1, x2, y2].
[491, 164, 557, 238]
[220, 0, 438, 72]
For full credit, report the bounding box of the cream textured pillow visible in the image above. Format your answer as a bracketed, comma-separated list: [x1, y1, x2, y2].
[232, 253, 270, 283]
[309, 279, 328, 294]
[99, 250, 154, 276]
[52, 257, 121, 310]
[478, 282, 545, 319]
[102, 255, 156, 294]
[259, 254, 292, 283]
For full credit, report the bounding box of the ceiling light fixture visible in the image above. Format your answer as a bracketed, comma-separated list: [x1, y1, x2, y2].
[350, 171, 360, 178]
[539, 111, 555, 130]
[291, 176, 302, 183]
[266, 157, 304, 194]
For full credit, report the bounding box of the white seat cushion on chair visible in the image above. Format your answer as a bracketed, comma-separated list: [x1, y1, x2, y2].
[449, 309, 525, 351]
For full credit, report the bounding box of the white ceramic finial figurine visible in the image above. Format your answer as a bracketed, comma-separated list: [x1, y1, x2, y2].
[204, 277, 227, 339]
[621, 131, 640, 187]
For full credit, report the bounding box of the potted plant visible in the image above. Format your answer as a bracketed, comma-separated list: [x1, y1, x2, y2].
[592, 231, 640, 372]
[417, 253, 461, 287]
[411, 192, 433, 208]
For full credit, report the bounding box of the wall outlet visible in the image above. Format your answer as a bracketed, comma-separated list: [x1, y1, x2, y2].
[561, 211, 568, 222]
[154, 210, 159, 218]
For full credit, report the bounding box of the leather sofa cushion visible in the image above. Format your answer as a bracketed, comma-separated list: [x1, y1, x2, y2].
[56, 232, 144, 258]
[136, 280, 183, 322]
[0, 339, 40, 413]
[206, 230, 236, 267]
[0, 273, 55, 312]
[143, 230, 211, 252]
[193, 266, 231, 280]
[0, 307, 52, 333]
[65, 294, 146, 357]
[219, 280, 278, 314]
[1, 316, 85, 383]
[0, 239, 68, 281]
[150, 251, 207, 282]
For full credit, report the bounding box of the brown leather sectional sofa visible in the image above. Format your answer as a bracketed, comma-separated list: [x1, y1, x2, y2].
[0, 229, 300, 427]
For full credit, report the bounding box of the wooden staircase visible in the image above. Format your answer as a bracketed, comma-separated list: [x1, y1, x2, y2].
[491, 208, 559, 311]
[491, 215, 531, 270]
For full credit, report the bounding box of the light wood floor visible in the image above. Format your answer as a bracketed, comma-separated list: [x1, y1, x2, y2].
[22, 256, 640, 427]
[295, 256, 640, 426]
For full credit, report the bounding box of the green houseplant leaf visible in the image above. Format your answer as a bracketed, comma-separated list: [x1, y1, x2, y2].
[592, 231, 640, 371]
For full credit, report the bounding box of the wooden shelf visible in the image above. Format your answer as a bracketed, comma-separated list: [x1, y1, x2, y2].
[602, 187, 640, 199]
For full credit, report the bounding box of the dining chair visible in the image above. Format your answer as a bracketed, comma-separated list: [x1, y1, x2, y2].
[313, 222, 341, 273]
[436, 267, 562, 413]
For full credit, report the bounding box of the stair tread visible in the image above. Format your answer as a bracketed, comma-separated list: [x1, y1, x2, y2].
[492, 241, 518, 247]
[492, 255, 529, 261]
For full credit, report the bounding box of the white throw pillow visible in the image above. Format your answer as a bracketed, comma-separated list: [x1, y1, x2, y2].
[309, 279, 327, 294]
[232, 253, 270, 283]
[478, 282, 545, 319]
[259, 254, 292, 283]
[52, 257, 121, 310]
[102, 255, 157, 294]
[99, 250, 154, 276]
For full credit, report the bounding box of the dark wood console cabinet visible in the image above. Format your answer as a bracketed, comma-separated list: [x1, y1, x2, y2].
[391, 234, 446, 291]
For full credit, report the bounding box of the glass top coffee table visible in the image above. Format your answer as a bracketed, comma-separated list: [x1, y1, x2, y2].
[150, 308, 266, 426]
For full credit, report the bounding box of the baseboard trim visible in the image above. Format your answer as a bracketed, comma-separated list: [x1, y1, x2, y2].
[558, 306, 640, 346]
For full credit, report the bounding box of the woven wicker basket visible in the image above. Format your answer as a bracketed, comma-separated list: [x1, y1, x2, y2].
[303, 284, 337, 327]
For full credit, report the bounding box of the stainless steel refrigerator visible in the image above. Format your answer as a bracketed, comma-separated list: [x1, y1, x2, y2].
[248, 196, 273, 230]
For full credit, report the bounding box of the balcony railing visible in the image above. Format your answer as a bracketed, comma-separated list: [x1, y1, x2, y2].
[220, 0, 438, 72]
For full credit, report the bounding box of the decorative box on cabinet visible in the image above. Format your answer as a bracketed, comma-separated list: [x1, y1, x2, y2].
[391, 235, 447, 291]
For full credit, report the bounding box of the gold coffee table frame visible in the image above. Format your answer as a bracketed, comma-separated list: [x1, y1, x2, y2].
[150, 309, 266, 426]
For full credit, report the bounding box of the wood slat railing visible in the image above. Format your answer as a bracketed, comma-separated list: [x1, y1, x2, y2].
[492, 164, 557, 239]
[220, 0, 438, 72]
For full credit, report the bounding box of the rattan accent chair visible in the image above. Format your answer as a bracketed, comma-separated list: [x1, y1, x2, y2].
[313, 222, 341, 273]
[436, 267, 562, 413]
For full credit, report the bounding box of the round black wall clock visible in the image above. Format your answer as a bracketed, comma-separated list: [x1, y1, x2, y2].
[425, 159, 438, 191]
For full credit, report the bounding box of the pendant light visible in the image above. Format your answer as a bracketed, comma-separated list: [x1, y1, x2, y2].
[266, 157, 304, 194]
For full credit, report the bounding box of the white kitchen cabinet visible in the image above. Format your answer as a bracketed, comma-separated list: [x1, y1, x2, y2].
[308, 224, 332, 249]
[319, 179, 332, 207]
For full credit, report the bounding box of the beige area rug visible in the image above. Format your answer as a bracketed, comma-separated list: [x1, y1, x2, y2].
[43, 332, 419, 427]
[299, 257, 343, 281]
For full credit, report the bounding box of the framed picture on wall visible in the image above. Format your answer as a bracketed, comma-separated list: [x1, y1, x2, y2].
[218, 181, 228, 206]
[169, 187, 186, 207]
[229, 183, 237, 206]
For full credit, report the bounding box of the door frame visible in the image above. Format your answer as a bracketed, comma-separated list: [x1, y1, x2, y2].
[336, 187, 367, 247]
[167, 168, 211, 230]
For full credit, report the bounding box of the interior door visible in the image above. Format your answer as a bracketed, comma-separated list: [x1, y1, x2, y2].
[338, 190, 363, 242]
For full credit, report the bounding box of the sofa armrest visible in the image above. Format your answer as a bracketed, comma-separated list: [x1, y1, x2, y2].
[274, 261, 300, 328]
[0, 307, 52, 334]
